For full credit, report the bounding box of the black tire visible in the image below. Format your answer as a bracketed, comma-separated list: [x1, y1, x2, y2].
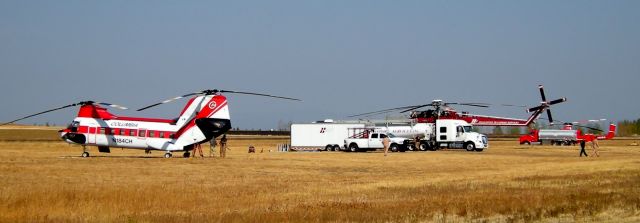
[81, 152, 89, 158]
[183, 152, 191, 158]
[348, 143, 359, 152]
[429, 143, 438, 151]
[164, 153, 172, 158]
[419, 143, 428, 151]
[332, 145, 340, 151]
[523, 141, 531, 145]
[390, 144, 399, 153]
[325, 145, 332, 151]
[464, 142, 475, 152]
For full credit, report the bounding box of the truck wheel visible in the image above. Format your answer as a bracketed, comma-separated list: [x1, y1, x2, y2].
[419, 144, 428, 151]
[464, 142, 475, 152]
[349, 143, 359, 152]
[332, 145, 340, 151]
[429, 143, 438, 151]
[523, 141, 531, 145]
[325, 145, 333, 151]
[390, 144, 399, 153]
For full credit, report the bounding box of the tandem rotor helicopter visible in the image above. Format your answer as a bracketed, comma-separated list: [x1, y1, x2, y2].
[1, 89, 300, 158]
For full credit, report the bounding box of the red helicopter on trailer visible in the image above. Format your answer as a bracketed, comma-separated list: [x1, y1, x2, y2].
[520, 119, 616, 145]
[1, 89, 300, 158]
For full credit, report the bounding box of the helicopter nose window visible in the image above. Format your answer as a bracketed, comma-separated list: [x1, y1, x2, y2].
[68, 121, 80, 132]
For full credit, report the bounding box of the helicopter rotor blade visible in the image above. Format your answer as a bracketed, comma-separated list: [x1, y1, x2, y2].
[527, 105, 545, 113]
[399, 104, 433, 113]
[456, 103, 490, 108]
[347, 105, 420, 117]
[218, 90, 301, 101]
[538, 85, 547, 102]
[546, 109, 554, 124]
[549, 98, 567, 105]
[500, 104, 528, 108]
[1, 104, 78, 126]
[136, 92, 203, 111]
[96, 102, 128, 110]
[573, 124, 604, 132]
[137, 89, 300, 111]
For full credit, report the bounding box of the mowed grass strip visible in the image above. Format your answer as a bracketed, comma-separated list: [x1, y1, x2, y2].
[0, 130, 639, 222]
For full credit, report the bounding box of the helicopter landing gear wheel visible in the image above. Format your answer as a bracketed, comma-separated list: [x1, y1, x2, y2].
[183, 152, 191, 158]
[81, 145, 89, 158]
[164, 153, 172, 158]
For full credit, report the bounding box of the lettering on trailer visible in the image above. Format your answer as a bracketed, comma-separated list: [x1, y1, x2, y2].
[109, 121, 139, 128]
[320, 127, 326, 133]
[471, 119, 521, 125]
[391, 129, 419, 133]
[112, 138, 133, 144]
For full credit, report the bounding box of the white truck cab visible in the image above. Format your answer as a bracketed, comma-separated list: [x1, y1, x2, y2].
[435, 119, 487, 151]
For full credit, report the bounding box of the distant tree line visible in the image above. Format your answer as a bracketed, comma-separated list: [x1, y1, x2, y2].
[617, 119, 640, 137]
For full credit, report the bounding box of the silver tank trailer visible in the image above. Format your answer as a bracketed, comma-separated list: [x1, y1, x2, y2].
[538, 129, 577, 140]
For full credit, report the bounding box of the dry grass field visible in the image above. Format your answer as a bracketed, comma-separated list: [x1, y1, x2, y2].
[0, 128, 639, 222]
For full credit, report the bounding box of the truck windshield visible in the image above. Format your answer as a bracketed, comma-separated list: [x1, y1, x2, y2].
[463, 126, 472, 133]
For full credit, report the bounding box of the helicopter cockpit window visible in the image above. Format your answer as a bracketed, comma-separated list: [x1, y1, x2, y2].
[68, 121, 80, 132]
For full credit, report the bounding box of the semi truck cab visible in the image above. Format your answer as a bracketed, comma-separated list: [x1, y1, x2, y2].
[435, 119, 488, 151]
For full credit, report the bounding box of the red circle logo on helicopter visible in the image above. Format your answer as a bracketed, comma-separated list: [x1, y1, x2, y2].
[208, 101, 217, 109]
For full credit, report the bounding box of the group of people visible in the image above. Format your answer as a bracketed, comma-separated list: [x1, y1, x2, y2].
[579, 138, 600, 157]
[190, 134, 228, 158]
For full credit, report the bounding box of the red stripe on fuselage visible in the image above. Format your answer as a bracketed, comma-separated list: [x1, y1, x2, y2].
[174, 98, 228, 138]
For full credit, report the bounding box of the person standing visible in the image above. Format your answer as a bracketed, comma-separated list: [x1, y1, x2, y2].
[414, 135, 421, 151]
[220, 134, 228, 158]
[591, 138, 600, 157]
[209, 138, 217, 157]
[382, 134, 390, 157]
[579, 140, 588, 157]
[191, 143, 204, 158]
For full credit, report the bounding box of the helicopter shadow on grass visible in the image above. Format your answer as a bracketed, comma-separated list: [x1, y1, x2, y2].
[58, 155, 172, 159]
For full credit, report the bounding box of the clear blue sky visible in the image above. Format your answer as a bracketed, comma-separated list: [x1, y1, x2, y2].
[1, 1, 639, 129]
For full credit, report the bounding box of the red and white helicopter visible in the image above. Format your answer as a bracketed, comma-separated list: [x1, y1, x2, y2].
[2, 89, 300, 158]
[349, 85, 567, 128]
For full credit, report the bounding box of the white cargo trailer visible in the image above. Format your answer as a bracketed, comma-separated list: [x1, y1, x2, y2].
[290, 121, 367, 151]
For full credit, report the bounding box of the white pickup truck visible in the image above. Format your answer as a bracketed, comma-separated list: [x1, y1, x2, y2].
[343, 128, 408, 152]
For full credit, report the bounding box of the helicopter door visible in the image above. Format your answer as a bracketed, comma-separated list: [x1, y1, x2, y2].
[88, 127, 97, 144]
